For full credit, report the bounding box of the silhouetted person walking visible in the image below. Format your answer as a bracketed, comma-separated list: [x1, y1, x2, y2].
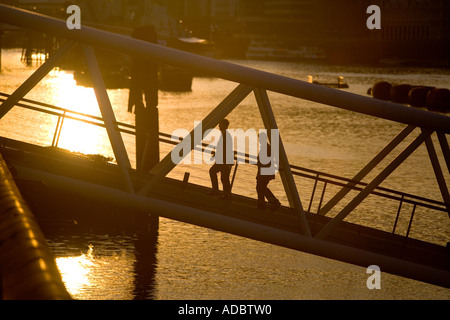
[208, 119, 234, 200]
[256, 133, 280, 211]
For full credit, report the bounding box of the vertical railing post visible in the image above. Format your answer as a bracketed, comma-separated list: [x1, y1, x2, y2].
[406, 204, 417, 238]
[52, 110, 66, 148]
[308, 174, 319, 213]
[230, 163, 239, 191]
[52, 114, 63, 148]
[317, 181, 327, 214]
[392, 195, 404, 234]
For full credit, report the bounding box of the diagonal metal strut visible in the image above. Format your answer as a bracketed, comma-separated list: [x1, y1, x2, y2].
[318, 125, 416, 216]
[83, 45, 134, 193]
[437, 132, 450, 175]
[315, 129, 433, 239]
[423, 130, 450, 216]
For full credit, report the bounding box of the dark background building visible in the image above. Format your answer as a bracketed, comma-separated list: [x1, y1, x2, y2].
[173, 0, 449, 65]
[1, 0, 449, 66]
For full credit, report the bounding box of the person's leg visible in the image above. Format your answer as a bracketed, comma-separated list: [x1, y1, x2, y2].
[256, 178, 269, 209]
[256, 183, 265, 209]
[220, 165, 232, 199]
[208, 164, 220, 195]
[265, 184, 281, 211]
[263, 187, 276, 201]
[259, 177, 280, 211]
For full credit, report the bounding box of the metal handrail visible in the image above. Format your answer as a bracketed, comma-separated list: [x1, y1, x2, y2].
[289, 163, 447, 212]
[0, 152, 71, 299]
[0, 4, 449, 134]
[0, 94, 134, 135]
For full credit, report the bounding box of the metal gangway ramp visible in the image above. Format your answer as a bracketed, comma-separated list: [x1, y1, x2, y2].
[0, 4, 449, 289]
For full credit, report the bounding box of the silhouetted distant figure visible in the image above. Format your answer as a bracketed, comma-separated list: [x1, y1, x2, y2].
[128, 25, 159, 172]
[256, 133, 280, 211]
[128, 25, 158, 114]
[208, 119, 234, 200]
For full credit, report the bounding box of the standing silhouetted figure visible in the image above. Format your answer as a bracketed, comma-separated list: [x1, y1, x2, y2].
[256, 133, 280, 211]
[128, 25, 159, 173]
[208, 119, 234, 200]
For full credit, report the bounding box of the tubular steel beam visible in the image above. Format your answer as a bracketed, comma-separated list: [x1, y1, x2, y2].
[0, 154, 71, 300]
[315, 129, 433, 240]
[1, 4, 450, 134]
[16, 164, 450, 289]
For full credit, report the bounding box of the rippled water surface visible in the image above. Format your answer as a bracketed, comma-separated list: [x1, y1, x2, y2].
[1, 49, 449, 299]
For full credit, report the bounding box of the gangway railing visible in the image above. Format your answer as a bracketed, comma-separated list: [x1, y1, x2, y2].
[0, 92, 447, 246]
[0, 4, 449, 288]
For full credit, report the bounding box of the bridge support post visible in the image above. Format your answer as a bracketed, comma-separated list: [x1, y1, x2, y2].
[134, 212, 158, 299]
[128, 26, 160, 232]
[128, 26, 159, 174]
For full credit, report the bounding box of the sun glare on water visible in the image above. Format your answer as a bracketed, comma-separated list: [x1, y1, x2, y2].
[55, 245, 96, 296]
[46, 70, 110, 156]
[55, 244, 136, 300]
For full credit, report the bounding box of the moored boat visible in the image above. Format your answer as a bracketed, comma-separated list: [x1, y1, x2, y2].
[246, 40, 326, 61]
[308, 75, 349, 89]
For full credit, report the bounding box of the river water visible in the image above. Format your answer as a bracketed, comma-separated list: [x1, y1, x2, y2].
[0, 49, 449, 300]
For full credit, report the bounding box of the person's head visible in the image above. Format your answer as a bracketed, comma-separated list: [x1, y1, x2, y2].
[219, 119, 229, 131]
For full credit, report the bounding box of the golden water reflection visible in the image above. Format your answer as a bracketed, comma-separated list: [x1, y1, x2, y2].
[55, 244, 136, 300]
[56, 245, 95, 296]
[45, 69, 114, 158]
[48, 70, 99, 115]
